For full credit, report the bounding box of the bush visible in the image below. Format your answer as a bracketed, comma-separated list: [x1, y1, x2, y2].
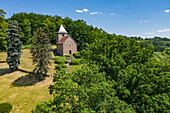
[61, 64, 67, 68]
[65, 54, 71, 58]
[55, 64, 67, 72]
[54, 57, 67, 64]
[55, 64, 67, 69]
[55, 65, 62, 70]
[70, 59, 82, 65]
[0, 103, 13, 113]
[22, 45, 31, 49]
[73, 52, 81, 58]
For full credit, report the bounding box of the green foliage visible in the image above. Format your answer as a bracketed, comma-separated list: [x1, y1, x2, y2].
[22, 45, 31, 49]
[54, 56, 67, 64]
[163, 48, 170, 55]
[0, 9, 8, 51]
[30, 28, 52, 77]
[65, 54, 71, 58]
[42, 18, 56, 44]
[70, 59, 82, 65]
[6, 21, 22, 71]
[73, 52, 81, 58]
[55, 65, 66, 72]
[61, 64, 67, 68]
[20, 19, 32, 44]
[8, 12, 107, 50]
[0, 103, 13, 113]
[33, 34, 170, 112]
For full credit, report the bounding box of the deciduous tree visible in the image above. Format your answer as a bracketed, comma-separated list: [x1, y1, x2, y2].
[0, 9, 8, 51]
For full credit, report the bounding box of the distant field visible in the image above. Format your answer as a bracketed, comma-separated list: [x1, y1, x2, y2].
[0, 49, 55, 113]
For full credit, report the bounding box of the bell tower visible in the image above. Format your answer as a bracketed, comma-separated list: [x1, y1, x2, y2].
[57, 25, 68, 42]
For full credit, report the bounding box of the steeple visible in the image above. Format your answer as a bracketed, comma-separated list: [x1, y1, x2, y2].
[58, 25, 67, 34]
[57, 25, 68, 43]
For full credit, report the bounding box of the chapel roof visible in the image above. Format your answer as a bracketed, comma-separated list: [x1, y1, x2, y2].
[58, 25, 68, 34]
[57, 36, 69, 44]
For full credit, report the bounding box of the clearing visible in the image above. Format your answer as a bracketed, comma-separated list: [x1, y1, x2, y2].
[0, 49, 55, 113]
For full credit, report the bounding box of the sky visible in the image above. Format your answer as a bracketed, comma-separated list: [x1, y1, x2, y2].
[1, 0, 170, 38]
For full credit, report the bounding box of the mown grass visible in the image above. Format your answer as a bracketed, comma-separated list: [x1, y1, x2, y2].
[0, 49, 55, 113]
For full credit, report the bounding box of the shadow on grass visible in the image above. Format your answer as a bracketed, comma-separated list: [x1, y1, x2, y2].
[12, 73, 45, 87]
[51, 49, 60, 56]
[0, 61, 6, 63]
[0, 68, 13, 76]
[0, 68, 30, 76]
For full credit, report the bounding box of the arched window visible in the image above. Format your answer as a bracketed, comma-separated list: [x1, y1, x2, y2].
[69, 50, 72, 54]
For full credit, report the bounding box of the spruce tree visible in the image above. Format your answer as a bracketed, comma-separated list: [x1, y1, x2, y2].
[30, 28, 52, 78]
[6, 21, 22, 71]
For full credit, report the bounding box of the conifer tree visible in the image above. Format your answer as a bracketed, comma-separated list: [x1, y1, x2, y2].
[30, 28, 52, 78]
[6, 21, 22, 71]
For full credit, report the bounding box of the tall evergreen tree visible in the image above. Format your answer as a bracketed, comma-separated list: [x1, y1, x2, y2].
[0, 9, 8, 51]
[30, 28, 52, 78]
[6, 21, 22, 71]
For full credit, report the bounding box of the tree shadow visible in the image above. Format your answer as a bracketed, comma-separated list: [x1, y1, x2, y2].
[0, 61, 6, 63]
[12, 73, 45, 87]
[51, 49, 60, 56]
[0, 68, 13, 76]
[18, 69, 30, 73]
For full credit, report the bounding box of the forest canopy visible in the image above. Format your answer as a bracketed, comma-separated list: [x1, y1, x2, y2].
[0, 11, 169, 52]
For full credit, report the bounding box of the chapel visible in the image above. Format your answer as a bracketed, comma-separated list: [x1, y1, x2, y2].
[56, 25, 77, 56]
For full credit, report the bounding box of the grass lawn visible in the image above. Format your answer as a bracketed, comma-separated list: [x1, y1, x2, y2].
[0, 49, 55, 113]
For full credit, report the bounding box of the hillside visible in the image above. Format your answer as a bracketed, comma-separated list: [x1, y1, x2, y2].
[0, 49, 55, 113]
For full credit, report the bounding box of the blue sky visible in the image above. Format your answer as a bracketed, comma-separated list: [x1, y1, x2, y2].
[1, 0, 170, 38]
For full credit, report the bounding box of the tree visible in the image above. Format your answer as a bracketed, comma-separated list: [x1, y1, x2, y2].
[0, 9, 8, 51]
[33, 34, 170, 112]
[41, 18, 56, 44]
[30, 28, 52, 78]
[6, 21, 22, 71]
[20, 19, 32, 44]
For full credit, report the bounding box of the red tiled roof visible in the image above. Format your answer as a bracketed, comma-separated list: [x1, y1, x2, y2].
[57, 36, 69, 44]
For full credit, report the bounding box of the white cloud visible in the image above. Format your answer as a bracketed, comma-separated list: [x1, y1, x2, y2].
[75, 9, 89, 13]
[145, 32, 155, 35]
[90, 12, 103, 15]
[144, 20, 148, 22]
[139, 20, 143, 23]
[110, 13, 115, 15]
[164, 9, 170, 13]
[83, 9, 89, 12]
[157, 28, 170, 32]
[75, 10, 83, 13]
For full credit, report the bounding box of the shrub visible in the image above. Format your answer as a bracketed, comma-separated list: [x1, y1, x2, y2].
[54, 57, 67, 64]
[22, 45, 31, 49]
[70, 59, 82, 65]
[73, 52, 81, 58]
[55, 65, 66, 72]
[55, 65, 62, 70]
[65, 54, 71, 58]
[61, 64, 67, 68]
[0, 103, 13, 113]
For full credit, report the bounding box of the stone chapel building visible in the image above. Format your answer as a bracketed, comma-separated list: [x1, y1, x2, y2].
[56, 25, 77, 56]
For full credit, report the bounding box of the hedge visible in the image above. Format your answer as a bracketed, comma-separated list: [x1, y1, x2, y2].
[70, 59, 82, 65]
[55, 64, 67, 72]
[0, 103, 13, 113]
[73, 52, 81, 58]
[54, 57, 68, 64]
[65, 54, 71, 58]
